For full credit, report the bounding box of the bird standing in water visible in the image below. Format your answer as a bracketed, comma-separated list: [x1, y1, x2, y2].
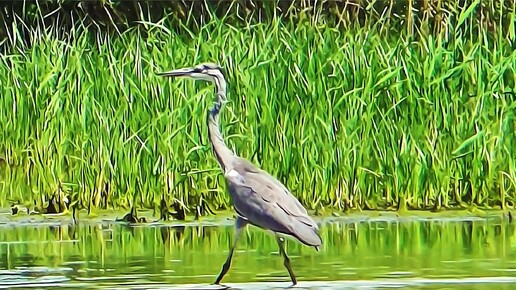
[156, 63, 322, 286]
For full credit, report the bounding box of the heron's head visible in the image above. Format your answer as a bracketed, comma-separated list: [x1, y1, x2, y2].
[156, 62, 226, 84]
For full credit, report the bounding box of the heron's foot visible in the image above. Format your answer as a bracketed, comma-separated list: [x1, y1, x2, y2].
[211, 282, 230, 289]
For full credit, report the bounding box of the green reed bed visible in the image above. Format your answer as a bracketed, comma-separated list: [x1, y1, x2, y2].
[0, 2, 515, 215]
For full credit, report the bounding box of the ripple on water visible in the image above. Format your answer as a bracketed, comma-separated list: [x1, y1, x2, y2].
[0, 266, 75, 288]
[376, 271, 417, 279]
[15, 266, 73, 272]
[0, 274, 70, 288]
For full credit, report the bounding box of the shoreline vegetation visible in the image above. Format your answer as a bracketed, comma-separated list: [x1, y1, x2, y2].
[1, 207, 513, 226]
[1, 1, 515, 220]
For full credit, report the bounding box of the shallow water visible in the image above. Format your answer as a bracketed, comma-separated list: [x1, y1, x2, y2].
[0, 212, 515, 289]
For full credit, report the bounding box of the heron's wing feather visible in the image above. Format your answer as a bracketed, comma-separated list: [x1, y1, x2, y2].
[227, 159, 318, 230]
[224, 166, 321, 247]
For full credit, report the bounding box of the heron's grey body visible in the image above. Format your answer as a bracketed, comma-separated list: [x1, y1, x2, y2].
[224, 158, 322, 247]
[157, 62, 322, 286]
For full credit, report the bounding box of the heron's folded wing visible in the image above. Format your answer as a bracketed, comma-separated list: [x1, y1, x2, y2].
[225, 167, 322, 246]
[239, 169, 319, 230]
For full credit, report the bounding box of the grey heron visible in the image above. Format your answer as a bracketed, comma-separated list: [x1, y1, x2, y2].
[156, 63, 322, 286]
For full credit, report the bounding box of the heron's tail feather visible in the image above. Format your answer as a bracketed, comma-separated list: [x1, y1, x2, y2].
[290, 219, 323, 248]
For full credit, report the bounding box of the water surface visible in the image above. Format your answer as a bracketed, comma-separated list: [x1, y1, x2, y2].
[0, 211, 515, 289]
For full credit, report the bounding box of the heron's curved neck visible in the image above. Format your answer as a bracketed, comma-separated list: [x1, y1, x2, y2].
[207, 87, 234, 172]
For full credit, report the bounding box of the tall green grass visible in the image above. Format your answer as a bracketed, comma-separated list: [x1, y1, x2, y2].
[0, 2, 515, 214]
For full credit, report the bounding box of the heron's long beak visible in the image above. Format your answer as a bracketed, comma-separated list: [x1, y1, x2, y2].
[156, 67, 196, 77]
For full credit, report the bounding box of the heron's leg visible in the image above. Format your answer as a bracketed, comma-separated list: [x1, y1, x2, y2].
[275, 235, 297, 286]
[214, 216, 247, 285]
